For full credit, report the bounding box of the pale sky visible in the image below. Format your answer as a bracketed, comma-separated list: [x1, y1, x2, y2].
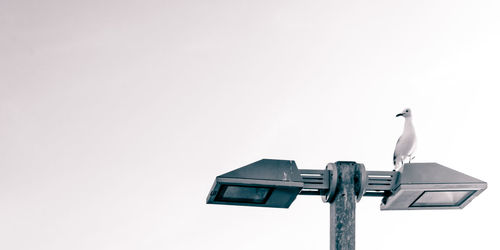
[1, 0, 499, 249]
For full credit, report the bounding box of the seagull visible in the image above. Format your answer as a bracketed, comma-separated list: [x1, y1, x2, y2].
[393, 108, 417, 171]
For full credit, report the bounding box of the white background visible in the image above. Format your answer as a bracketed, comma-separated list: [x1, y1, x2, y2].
[1, 0, 499, 249]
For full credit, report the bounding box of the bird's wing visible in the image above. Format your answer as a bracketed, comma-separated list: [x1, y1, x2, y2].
[393, 137, 401, 165]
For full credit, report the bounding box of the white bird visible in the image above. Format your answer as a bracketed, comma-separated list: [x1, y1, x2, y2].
[393, 108, 417, 171]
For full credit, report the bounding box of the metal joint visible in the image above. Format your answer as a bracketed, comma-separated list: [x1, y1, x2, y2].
[298, 169, 329, 195]
[363, 170, 399, 197]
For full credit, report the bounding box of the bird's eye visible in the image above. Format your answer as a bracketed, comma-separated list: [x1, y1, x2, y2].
[406, 109, 409, 112]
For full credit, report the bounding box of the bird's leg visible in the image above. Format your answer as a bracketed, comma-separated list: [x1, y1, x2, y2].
[409, 155, 415, 163]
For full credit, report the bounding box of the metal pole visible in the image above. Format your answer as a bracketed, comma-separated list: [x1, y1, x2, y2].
[330, 162, 356, 250]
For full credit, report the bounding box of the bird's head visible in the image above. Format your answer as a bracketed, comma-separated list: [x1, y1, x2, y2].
[396, 108, 412, 118]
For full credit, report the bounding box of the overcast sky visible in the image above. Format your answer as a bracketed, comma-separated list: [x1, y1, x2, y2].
[1, 0, 499, 249]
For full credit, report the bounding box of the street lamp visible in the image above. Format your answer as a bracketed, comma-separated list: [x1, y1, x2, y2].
[206, 159, 304, 208]
[380, 163, 487, 210]
[206, 159, 487, 249]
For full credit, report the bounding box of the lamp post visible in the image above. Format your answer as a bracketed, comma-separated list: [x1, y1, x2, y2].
[326, 162, 357, 250]
[207, 159, 487, 249]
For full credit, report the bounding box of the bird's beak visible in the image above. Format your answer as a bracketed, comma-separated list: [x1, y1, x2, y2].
[396, 113, 403, 117]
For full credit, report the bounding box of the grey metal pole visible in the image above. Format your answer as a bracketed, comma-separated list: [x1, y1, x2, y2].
[330, 162, 356, 250]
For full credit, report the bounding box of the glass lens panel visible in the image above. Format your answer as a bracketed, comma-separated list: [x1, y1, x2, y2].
[217, 185, 272, 204]
[411, 190, 474, 207]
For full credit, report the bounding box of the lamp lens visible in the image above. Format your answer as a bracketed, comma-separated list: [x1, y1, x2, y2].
[411, 190, 474, 207]
[216, 185, 272, 204]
